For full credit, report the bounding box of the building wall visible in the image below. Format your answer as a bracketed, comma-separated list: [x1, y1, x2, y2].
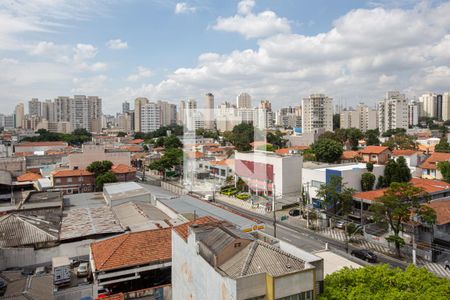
[14, 143, 68, 153]
[52, 175, 95, 194]
[68, 144, 131, 169]
[273, 270, 315, 299]
[442, 92, 450, 121]
[301, 94, 333, 133]
[172, 231, 238, 300]
[0, 157, 26, 177]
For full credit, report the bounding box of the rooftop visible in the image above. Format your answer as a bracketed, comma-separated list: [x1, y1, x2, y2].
[111, 164, 137, 174]
[91, 227, 172, 271]
[173, 216, 219, 241]
[16, 172, 42, 182]
[425, 199, 450, 225]
[112, 201, 171, 231]
[419, 152, 450, 170]
[392, 149, 418, 156]
[15, 141, 68, 147]
[103, 181, 151, 202]
[52, 169, 93, 177]
[360, 146, 390, 154]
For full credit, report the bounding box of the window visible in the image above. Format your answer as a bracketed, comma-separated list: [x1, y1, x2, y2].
[234, 242, 241, 248]
[55, 178, 61, 184]
[67, 177, 73, 183]
[311, 180, 323, 188]
[276, 290, 313, 300]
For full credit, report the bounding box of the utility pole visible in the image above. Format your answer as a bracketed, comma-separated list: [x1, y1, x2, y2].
[272, 180, 277, 238]
[412, 224, 417, 265]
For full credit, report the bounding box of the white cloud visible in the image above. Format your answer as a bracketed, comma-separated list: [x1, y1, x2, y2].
[106, 39, 128, 50]
[213, 0, 291, 39]
[72, 75, 108, 94]
[175, 2, 196, 14]
[127, 66, 153, 81]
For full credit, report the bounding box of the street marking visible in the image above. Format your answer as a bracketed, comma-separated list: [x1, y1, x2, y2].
[281, 237, 292, 242]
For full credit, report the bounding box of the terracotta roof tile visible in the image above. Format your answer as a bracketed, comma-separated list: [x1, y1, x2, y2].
[419, 152, 450, 170]
[17, 172, 42, 182]
[100, 293, 125, 300]
[425, 199, 450, 225]
[16, 141, 67, 147]
[52, 169, 93, 177]
[360, 146, 390, 154]
[353, 178, 450, 202]
[111, 164, 136, 174]
[128, 139, 144, 144]
[392, 149, 417, 156]
[341, 150, 359, 160]
[173, 216, 220, 241]
[14, 152, 33, 157]
[91, 228, 172, 271]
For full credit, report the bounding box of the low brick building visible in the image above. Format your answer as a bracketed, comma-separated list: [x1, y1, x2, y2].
[111, 164, 137, 182]
[51, 169, 95, 194]
[360, 146, 391, 164]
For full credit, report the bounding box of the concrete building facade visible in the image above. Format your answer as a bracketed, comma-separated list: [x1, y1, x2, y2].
[134, 97, 149, 132]
[141, 102, 161, 133]
[377, 91, 409, 133]
[236, 92, 252, 109]
[301, 94, 333, 133]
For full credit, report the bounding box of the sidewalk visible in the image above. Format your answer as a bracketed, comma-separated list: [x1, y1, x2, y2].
[215, 194, 267, 215]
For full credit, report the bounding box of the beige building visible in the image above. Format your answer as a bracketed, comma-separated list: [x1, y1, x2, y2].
[378, 91, 409, 134]
[134, 97, 149, 132]
[68, 144, 131, 169]
[442, 92, 450, 121]
[14, 103, 25, 128]
[340, 104, 377, 132]
[36, 119, 72, 134]
[236, 92, 252, 108]
[302, 94, 333, 133]
[204, 93, 215, 130]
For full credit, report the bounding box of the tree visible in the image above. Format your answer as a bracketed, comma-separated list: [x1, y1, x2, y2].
[256, 144, 275, 152]
[365, 129, 380, 146]
[317, 175, 355, 215]
[229, 123, 255, 152]
[149, 148, 183, 179]
[434, 137, 450, 153]
[95, 171, 117, 190]
[318, 131, 341, 143]
[361, 172, 376, 191]
[86, 160, 113, 178]
[117, 131, 127, 137]
[370, 182, 436, 257]
[154, 136, 165, 148]
[376, 175, 384, 189]
[164, 135, 183, 149]
[312, 138, 343, 163]
[134, 132, 145, 139]
[366, 162, 374, 172]
[319, 264, 450, 300]
[333, 113, 340, 130]
[266, 130, 287, 149]
[383, 157, 411, 187]
[382, 134, 416, 150]
[346, 128, 364, 150]
[437, 161, 450, 183]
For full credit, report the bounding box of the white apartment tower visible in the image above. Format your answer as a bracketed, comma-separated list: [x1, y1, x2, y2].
[419, 93, 438, 118]
[377, 91, 409, 133]
[340, 104, 377, 132]
[236, 92, 252, 108]
[301, 94, 333, 133]
[408, 100, 419, 126]
[71, 95, 89, 130]
[157, 100, 177, 126]
[28, 98, 42, 117]
[55, 96, 71, 123]
[14, 103, 25, 128]
[141, 102, 161, 133]
[134, 97, 149, 132]
[442, 92, 450, 121]
[88, 96, 102, 132]
[178, 100, 186, 125]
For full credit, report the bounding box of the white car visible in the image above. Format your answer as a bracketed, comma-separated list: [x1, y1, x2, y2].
[77, 262, 89, 277]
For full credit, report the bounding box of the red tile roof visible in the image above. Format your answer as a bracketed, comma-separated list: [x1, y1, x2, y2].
[111, 164, 136, 174]
[17, 172, 42, 182]
[419, 152, 450, 170]
[392, 149, 417, 156]
[128, 139, 144, 144]
[275, 146, 310, 155]
[353, 178, 450, 202]
[91, 228, 172, 271]
[14, 152, 33, 157]
[52, 169, 93, 178]
[341, 150, 359, 160]
[16, 141, 67, 147]
[186, 151, 203, 159]
[99, 293, 124, 300]
[173, 216, 219, 241]
[425, 199, 450, 225]
[360, 146, 390, 154]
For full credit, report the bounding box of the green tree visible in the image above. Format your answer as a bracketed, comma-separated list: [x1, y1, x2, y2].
[149, 148, 183, 179]
[365, 129, 380, 146]
[319, 131, 341, 143]
[117, 131, 127, 137]
[256, 144, 275, 152]
[317, 175, 355, 215]
[346, 128, 364, 150]
[164, 135, 183, 149]
[361, 172, 376, 191]
[319, 264, 450, 300]
[154, 136, 165, 148]
[370, 182, 436, 257]
[434, 137, 450, 153]
[312, 138, 343, 163]
[383, 157, 411, 187]
[86, 160, 113, 178]
[95, 171, 117, 190]
[437, 161, 450, 183]
[376, 175, 385, 189]
[366, 162, 374, 172]
[266, 130, 287, 149]
[229, 123, 255, 152]
[333, 113, 340, 130]
[382, 134, 416, 150]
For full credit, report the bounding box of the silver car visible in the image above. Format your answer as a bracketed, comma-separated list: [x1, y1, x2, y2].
[77, 262, 89, 277]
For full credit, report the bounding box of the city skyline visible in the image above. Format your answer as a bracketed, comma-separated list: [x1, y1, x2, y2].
[1, 0, 450, 114]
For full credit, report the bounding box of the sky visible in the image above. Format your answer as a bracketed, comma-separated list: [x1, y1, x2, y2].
[1, 0, 450, 114]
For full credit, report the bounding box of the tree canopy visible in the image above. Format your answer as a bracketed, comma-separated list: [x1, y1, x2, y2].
[227, 123, 257, 152]
[149, 148, 183, 179]
[365, 129, 380, 146]
[317, 175, 354, 215]
[437, 161, 450, 183]
[382, 157, 411, 187]
[134, 124, 184, 141]
[95, 171, 117, 190]
[312, 138, 343, 163]
[434, 137, 450, 153]
[164, 135, 183, 149]
[382, 134, 416, 150]
[370, 182, 436, 256]
[86, 160, 113, 178]
[266, 130, 287, 149]
[319, 264, 450, 300]
[22, 128, 92, 145]
[361, 172, 376, 191]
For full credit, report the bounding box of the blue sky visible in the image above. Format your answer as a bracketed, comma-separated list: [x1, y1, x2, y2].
[1, 0, 450, 114]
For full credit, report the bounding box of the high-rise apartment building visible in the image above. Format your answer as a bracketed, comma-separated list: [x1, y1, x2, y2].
[55, 96, 71, 123]
[436, 94, 443, 120]
[236, 92, 252, 108]
[28, 98, 42, 117]
[141, 102, 161, 133]
[88, 96, 102, 132]
[178, 100, 186, 126]
[419, 93, 438, 119]
[259, 100, 272, 110]
[408, 100, 419, 127]
[301, 94, 333, 133]
[204, 93, 215, 130]
[378, 91, 409, 133]
[71, 95, 89, 130]
[157, 101, 177, 126]
[14, 103, 25, 128]
[340, 104, 377, 132]
[122, 101, 130, 114]
[134, 97, 149, 132]
[41, 100, 55, 122]
[442, 92, 450, 121]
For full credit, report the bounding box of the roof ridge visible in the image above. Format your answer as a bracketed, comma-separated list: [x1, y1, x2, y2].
[98, 233, 131, 269]
[15, 214, 58, 238]
[240, 241, 258, 276]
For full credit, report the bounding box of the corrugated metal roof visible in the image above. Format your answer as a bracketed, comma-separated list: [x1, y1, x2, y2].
[112, 201, 170, 231]
[0, 214, 59, 247]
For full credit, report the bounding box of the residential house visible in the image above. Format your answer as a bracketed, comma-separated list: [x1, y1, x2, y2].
[111, 164, 137, 182]
[419, 152, 450, 180]
[392, 149, 424, 176]
[51, 169, 95, 194]
[360, 146, 391, 164]
[340, 150, 360, 163]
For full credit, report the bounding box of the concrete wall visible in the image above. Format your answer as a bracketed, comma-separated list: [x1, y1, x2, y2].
[68, 144, 130, 169]
[161, 181, 188, 195]
[26, 154, 66, 168]
[236, 273, 266, 300]
[274, 270, 315, 299]
[172, 230, 237, 300]
[0, 157, 26, 177]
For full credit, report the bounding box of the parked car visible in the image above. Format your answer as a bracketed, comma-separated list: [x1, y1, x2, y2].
[21, 268, 34, 276]
[34, 266, 46, 275]
[351, 249, 378, 263]
[288, 209, 300, 216]
[77, 262, 89, 277]
[335, 220, 347, 229]
[0, 278, 7, 296]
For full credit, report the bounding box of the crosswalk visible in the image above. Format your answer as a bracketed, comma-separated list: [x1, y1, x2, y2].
[417, 258, 450, 279]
